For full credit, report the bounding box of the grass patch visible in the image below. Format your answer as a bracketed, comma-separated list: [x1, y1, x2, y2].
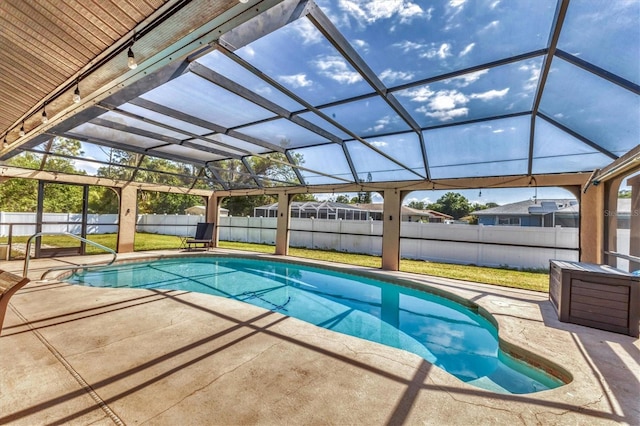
[1, 233, 182, 256]
[219, 241, 549, 292]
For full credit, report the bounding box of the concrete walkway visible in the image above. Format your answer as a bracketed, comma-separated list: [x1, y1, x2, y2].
[1, 250, 638, 425]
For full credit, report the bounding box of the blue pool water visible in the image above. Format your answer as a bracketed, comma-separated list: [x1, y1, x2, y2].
[67, 256, 564, 394]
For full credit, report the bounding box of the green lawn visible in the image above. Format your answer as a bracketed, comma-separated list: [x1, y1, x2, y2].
[218, 241, 550, 292]
[1, 233, 549, 292]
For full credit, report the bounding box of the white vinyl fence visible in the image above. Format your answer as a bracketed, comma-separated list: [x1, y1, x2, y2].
[0, 212, 590, 269]
[0, 212, 119, 236]
[218, 217, 580, 269]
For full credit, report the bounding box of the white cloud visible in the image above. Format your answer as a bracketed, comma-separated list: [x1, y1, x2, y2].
[338, 0, 427, 24]
[379, 68, 415, 84]
[393, 40, 427, 53]
[242, 46, 256, 58]
[445, 0, 467, 26]
[425, 6, 435, 20]
[519, 62, 540, 92]
[352, 39, 369, 52]
[398, 3, 424, 23]
[292, 18, 322, 45]
[279, 74, 312, 88]
[75, 158, 100, 175]
[459, 42, 475, 57]
[482, 20, 500, 31]
[369, 140, 389, 148]
[313, 56, 362, 84]
[489, 0, 501, 9]
[444, 69, 488, 87]
[398, 86, 435, 102]
[433, 102, 466, 120]
[470, 88, 509, 101]
[254, 85, 273, 97]
[429, 89, 468, 110]
[492, 129, 505, 133]
[437, 43, 452, 59]
[415, 89, 470, 121]
[418, 43, 452, 60]
[369, 116, 392, 132]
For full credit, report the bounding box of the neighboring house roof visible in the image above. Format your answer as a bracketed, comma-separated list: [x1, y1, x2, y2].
[255, 202, 453, 219]
[355, 203, 453, 219]
[471, 199, 578, 216]
[256, 201, 362, 211]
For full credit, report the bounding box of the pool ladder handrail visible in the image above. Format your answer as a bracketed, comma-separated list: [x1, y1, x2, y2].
[23, 232, 117, 279]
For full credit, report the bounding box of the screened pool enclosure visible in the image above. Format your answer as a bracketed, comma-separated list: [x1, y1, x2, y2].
[0, 0, 638, 269]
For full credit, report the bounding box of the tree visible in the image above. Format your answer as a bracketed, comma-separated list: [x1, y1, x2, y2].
[95, 148, 205, 214]
[428, 192, 472, 219]
[407, 200, 427, 210]
[355, 172, 373, 204]
[0, 138, 86, 212]
[335, 194, 351, 204]
[220, 150, 311, 216]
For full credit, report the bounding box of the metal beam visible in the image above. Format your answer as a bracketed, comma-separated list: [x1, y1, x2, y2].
[304, 7, 429, 180]
[307, 5, 422, 134]
[210, 172, 592, 197]
[219, 0, 312, 52]
[58, 131, 211, 167]
[241, 157, 264, 188]
[555, 49, 640, 95]
[389, 49, 548, 94]
[214, 43, 426, 181]
[537, 113, 617, 159]
[2, 0, 280, 161]
[0, 165, 214, 195]
[89, 117, 241, 159]
[188, 62, 344, 145]
[285, 150, 306, 186]
[422, 111, 532, 133]
[528, 0, 570, 175]
[94, 103, 252, 158]
[206, 159, 301, 188]
[204, 164, 229, 191]
[21, 147, 215, 185]
[128, 97, 286, 153]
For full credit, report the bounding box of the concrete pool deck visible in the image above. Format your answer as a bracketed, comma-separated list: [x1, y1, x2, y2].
[0, 250, 638, 425]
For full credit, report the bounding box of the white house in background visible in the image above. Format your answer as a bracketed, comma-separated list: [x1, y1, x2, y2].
[471, 198, 633, 228]
[253, 201, 453, 223]
[184, 205, 229, 216]
[471, 199, 579, 227]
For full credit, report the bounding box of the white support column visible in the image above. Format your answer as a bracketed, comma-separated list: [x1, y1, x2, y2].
[275, 192, 292, 256]
[382, 189, 403, 271]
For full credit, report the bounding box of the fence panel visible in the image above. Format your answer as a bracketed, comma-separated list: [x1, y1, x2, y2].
[2, 212, 579, 269]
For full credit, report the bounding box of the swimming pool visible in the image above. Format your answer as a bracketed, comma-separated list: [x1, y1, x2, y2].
[66, 255, 567, 394]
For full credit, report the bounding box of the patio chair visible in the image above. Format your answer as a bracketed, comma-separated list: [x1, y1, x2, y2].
[0, 269, 30, 335]
[185, 222, 214, 251]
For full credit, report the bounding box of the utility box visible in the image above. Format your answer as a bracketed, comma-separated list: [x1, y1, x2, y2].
[550, 260, 639, 337]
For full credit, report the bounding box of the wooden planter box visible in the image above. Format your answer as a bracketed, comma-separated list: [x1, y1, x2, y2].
[550, 260, 639, 337]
